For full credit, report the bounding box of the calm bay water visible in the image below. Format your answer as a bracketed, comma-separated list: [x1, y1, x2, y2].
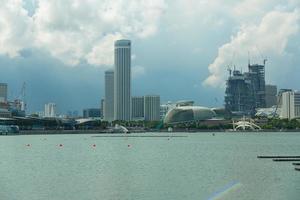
[0, 132, 299, 200]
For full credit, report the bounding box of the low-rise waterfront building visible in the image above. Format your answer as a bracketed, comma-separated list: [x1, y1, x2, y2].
[0, 108, 12, 118]
[83, 108, 101, 118]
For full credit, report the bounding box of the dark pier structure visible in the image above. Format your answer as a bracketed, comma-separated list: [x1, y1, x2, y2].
[257, 155, 300, 172]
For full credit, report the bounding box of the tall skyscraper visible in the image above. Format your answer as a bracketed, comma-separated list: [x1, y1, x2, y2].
[114, 39, 131, 121]
[44, 103, 56, 117]
[248, 63, 266, 108]
[225, 61, 267, 116]
[0, 83, 8, 102]
[225, 70, 254, 115]
[132, 96, 144, 120]
[144, 95, 160, 121]
[265, 84, 277, 108]
[104, 70, 114, 122]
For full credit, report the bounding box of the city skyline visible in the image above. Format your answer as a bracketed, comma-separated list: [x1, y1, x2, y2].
[0, 0, 299, 114]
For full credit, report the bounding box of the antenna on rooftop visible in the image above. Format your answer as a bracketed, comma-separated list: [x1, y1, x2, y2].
[255, 45, 267, 66]
[263, 59, 267, 66]
[248, 51, 251, 67]
[227, 65, 232, 77]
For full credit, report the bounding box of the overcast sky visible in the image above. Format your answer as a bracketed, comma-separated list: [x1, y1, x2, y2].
[0, 0, 299, 114]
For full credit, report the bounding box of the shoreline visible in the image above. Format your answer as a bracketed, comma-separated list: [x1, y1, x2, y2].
[1, 129, 299, 136]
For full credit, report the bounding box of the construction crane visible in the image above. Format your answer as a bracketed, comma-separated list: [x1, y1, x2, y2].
[15, 82, 26, 111]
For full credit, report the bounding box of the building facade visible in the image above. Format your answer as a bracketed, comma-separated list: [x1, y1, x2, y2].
[144, 95, 160, 121]
[104, 70, 114, 122]
[265, 84, 277, 108]
[100, 99, 105, 119]
[225, 62, 266, 116]
[44, 103, 56, 117]
[131, 96, 144, 120]
[0, 83, 8, 102]
[114, 40, 131, 121]
[225, 70, 254, 115]
[248, 64, 266, 108]
[279, 91, 300, 120]
[83, 108, 101, 118]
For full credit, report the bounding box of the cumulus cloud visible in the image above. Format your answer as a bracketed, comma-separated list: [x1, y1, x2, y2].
[0, 0, 34, 57]
[132, 65, 146, 78]
[203, 9, 300, 88]
[0, 0, 166, 66]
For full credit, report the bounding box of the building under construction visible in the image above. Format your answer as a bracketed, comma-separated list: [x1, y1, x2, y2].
[225, 62, 266, 116]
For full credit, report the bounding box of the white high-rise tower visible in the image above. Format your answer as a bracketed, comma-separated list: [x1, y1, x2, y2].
[114, 40, 131, 121]
[44, 103, 56, 117]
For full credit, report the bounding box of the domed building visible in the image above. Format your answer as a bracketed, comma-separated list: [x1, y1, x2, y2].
[164, 106, 216, 124]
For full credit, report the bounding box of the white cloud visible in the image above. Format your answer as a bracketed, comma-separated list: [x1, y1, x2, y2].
[132, 65, 146, 78]
[203, 9, 300, 88]
[0, 0, 33, 57]
[0, 0, 167, 66]
[85, 33, 123, 67]
[131, 54, 137, 60]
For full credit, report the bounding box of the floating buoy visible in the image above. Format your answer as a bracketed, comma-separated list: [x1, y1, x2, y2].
[26, 144, 31, 147]
[92, 144, 96, 148]
[128, 144, 131, 148]
[59, 144, 63, 147]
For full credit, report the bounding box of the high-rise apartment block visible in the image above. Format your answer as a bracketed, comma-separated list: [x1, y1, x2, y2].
[144, 95, 160, 121]
[279, 91, 300, 120]
[131, 96, 144, 120]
